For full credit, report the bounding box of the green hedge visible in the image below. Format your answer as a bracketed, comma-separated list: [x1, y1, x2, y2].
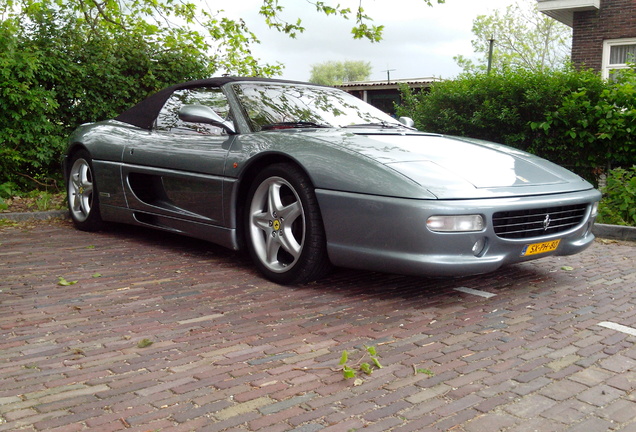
[0, 9, 210, 191]
[597, 166, 636, 226]
[397, 68, 636, 185]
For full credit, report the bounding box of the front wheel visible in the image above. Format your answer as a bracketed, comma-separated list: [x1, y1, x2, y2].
[245, 163, 331, 284]
[67, 150, 103, 231]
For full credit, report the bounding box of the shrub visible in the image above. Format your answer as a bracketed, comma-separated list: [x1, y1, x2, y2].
[0, 21, 65, 190]
[0, 182, 18, 210]
[0, 8, 211, 191]
[531, 69, 636, 182]
[597, 167, 636, 226]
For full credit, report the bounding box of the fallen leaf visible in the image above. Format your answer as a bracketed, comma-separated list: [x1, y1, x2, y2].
[137, 339, 153, 348]
[58, 277, 78, 286]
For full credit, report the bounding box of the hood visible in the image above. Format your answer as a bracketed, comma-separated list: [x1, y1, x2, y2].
[332, 131, 593, 199]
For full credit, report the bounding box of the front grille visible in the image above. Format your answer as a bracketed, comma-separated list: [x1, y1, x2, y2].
[493, 204, 588, 239]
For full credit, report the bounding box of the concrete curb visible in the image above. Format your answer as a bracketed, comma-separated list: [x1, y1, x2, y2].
[592, 223, 636, 242]
[0, 210, 69, 222]
[1, 210, 634, 242]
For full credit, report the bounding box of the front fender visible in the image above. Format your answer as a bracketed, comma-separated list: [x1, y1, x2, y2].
[228, 132, 437, 199]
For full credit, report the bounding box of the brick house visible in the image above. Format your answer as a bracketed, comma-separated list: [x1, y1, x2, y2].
[538, 0, 636, 78]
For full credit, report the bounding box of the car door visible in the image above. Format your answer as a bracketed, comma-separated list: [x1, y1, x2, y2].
[121, 87, 235, 226]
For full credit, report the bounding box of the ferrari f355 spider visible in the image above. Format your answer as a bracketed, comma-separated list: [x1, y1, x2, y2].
[65, 77, 601, 284]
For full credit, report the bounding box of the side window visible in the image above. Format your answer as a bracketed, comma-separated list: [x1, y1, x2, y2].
[155, 88, 231, 135]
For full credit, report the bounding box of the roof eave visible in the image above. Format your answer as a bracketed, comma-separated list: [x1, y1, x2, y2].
[336, 77, 443, 91]
[537, 0, 600, 27]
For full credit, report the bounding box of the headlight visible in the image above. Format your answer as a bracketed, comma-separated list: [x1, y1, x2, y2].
[426, 215, 484, 232]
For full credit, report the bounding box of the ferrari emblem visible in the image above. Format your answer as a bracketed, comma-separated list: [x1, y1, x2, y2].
[543, 214, 551, 231]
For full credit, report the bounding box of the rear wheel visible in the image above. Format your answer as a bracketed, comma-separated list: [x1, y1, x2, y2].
[67, 150, 103, 231]
[245, 163, 331, 284]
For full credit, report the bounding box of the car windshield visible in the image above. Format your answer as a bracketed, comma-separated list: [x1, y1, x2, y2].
[231, 82, 403, 132]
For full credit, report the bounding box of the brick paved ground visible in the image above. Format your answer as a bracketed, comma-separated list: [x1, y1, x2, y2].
[1, 219, 635, 431]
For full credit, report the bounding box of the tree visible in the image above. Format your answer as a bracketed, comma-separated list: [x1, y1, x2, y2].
[260, 0, 445, 42]
[1, 0, 283, 78]
[309, 60, 372, 85]
[454, 0, 571, 73]
[2, 0, 446, 75]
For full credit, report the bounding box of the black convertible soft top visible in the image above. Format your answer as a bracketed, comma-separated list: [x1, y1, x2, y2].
[114, 76, 309, 130]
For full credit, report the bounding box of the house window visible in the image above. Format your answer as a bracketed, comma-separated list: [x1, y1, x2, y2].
[602, 38, 636, 80]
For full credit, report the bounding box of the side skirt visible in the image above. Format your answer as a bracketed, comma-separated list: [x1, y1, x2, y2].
[100, 204, 239, 250]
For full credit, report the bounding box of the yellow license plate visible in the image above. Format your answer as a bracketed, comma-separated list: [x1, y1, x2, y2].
[521, 239, 561, 256]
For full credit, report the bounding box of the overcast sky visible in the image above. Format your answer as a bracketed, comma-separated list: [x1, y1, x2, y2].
[220, 0, 517, 81]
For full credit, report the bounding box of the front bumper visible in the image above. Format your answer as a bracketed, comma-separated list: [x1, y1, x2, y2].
[316, 188, 601, 277]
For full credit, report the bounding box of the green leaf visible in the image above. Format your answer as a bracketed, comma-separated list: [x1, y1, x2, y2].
[342, 366, 356, 379]
[372, 357, 383, 369]
[137, 338, 153, 348]
[92, 273, 102, 278]
[365, 346, 377, 356]
[339, 350, 348, 365]
[58, 277, 78, 286]
[360, 362, 372, 375]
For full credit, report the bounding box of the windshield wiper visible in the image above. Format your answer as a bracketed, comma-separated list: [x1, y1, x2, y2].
[343, 121, 404, 129]
[261, 121, 331, 130]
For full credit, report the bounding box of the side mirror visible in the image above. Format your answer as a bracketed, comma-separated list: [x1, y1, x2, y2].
[398, 116, 415, 128]
[178, 105, 236, 134]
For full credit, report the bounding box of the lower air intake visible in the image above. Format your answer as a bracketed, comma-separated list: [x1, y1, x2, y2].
[493, 204, 588, 239]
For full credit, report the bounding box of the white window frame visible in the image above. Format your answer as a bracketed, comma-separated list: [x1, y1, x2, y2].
[602, 38, 636, 80]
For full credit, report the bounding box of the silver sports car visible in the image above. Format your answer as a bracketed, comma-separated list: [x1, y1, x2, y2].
[64, 77, 601, 284]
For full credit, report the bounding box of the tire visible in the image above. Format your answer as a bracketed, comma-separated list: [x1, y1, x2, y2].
[245, 163, 331, 284]
[67, 150, 104, 231]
